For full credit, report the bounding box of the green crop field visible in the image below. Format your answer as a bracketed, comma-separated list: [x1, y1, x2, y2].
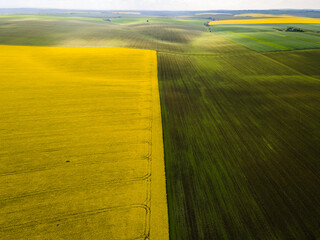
[158, 49, 320, 240]
[212, 24, 320, 51]
[0, 17, 205, 51]
[1, 11, 320, 240]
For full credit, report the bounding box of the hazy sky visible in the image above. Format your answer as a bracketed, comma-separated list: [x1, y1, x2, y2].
[0, 0, 319, 11]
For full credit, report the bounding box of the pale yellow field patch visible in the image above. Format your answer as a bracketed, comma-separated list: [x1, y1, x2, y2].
[0, 45, 168, 240]
[209, 17, 320, 25]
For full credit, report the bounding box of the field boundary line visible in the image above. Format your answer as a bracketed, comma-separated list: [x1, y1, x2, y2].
[149, 51, 169, 240]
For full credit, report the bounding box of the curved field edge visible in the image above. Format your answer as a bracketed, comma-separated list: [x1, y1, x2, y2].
[0, 45, 168, 240]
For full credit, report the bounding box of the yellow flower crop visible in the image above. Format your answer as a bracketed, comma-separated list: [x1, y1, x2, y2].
[233, 13, 294, 18]
[0, 45, 168, 240]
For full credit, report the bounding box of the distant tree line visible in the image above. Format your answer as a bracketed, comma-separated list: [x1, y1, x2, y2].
[284, 27, 304, 32]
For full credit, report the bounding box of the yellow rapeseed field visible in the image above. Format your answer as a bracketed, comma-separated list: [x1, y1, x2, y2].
[209, 17, 320, 25]
[0, 45, 168, 240]
[233, 13, 294, 18]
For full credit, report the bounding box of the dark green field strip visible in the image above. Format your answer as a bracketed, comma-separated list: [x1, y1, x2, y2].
[212, 24, 276, 33]
[263, 49, 320, 76]
[212, 23, 320, 33]
[250, 32, 320, 50]
[158, 50, 320, 239]
[216, 31, 320, 51]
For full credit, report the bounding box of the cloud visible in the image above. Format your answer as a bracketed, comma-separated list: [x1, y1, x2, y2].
[0, 0, 319, 10]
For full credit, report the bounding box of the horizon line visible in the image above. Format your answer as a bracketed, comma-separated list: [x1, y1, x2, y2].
[1, 7, 320, 12]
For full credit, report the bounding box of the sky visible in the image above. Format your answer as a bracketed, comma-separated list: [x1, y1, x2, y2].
[0, 0, 319, 11]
